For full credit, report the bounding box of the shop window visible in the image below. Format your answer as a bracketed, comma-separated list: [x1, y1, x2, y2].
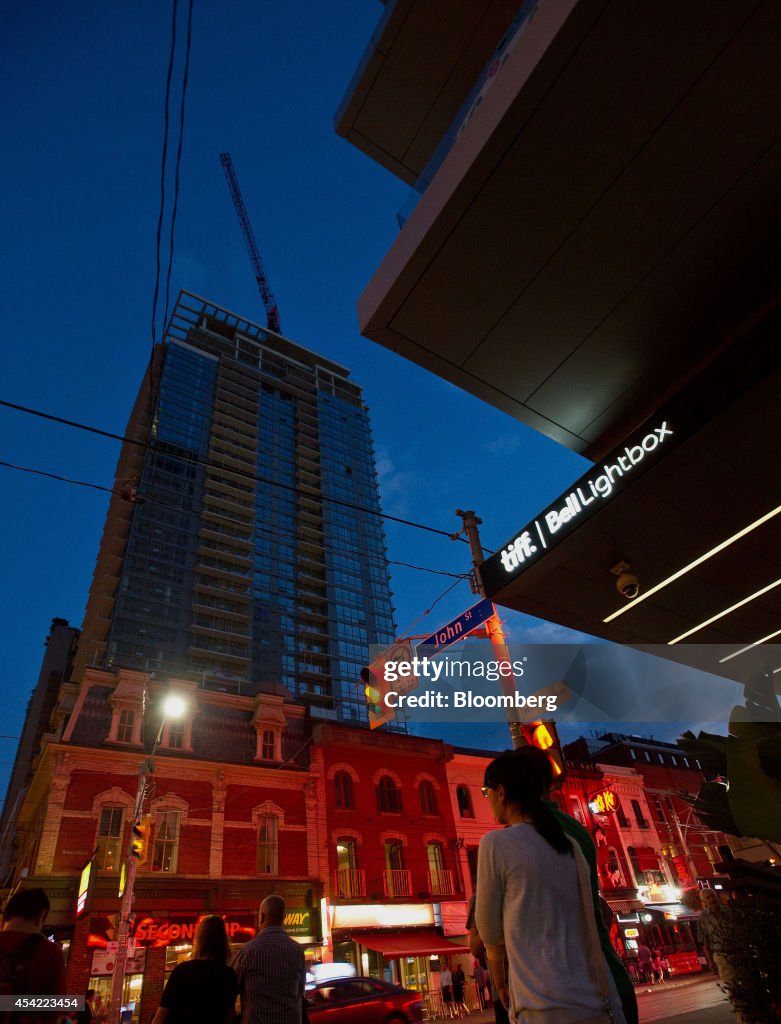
[257, 815, 279, 875]
[376, 776, 402, 814]
[152, 811, 180, 872]
[261, 729, 275, 761]
[96, 807, 124, 871]
[419, 780, 438, 816]
[456, 786, 474, 819]
[117, 710, 135, 744]
[569, 796, 584, 824]
[334, 771, 354, 810]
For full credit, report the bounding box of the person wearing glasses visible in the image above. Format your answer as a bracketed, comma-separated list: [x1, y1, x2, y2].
[476, 749, 627, 1024]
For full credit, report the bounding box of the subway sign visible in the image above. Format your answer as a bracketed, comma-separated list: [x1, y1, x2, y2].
[480, 419, 678, 596]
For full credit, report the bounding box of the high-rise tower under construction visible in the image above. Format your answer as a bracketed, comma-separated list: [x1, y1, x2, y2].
[73, 292, 396, 723]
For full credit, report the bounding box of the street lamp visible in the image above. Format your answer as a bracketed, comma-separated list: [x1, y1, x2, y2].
[108, 692, 187, 1023]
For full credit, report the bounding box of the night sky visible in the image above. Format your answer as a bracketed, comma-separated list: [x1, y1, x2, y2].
[0, 3, 708, 799]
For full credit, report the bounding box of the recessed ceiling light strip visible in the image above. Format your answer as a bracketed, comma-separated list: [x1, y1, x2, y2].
[603, 503, 781, 624]
[668, 577, 781, 645]
[718, 627, 781, 664]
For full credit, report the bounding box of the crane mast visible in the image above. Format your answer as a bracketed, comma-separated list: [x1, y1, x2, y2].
[219, 152, 281, 334]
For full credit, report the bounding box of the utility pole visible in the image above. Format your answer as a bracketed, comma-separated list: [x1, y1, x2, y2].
[455, 510, 524, 749]
[109, 694, 186, 1023]
[108, 765, 149, 1023]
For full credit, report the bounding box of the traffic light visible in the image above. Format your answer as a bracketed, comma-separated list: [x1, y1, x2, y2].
[360, 666, 394, 730]
[130, 815, 150, 864]
[521, 719, 566, 781]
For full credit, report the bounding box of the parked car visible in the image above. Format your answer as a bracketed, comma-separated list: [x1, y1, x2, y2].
[305, 976, 423, 1023]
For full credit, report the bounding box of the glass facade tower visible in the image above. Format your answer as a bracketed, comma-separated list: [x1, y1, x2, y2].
[73, 292, 396, 723]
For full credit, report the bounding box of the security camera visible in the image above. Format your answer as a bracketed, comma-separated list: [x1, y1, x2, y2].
[610, 561, 640, 600]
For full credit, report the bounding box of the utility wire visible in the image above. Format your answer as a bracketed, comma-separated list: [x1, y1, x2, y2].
[396, 575, 472, 642]
[0, 398, 471, 544]
[0, 458, 470, 585]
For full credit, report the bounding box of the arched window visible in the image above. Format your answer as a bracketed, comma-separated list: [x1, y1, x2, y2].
[96, 807, 124, 871]
[427, 842, 453, 895]
[334, 771, 354, 810]
[152, 811, 180, 873]
[376, 775, 402, 813]
[419, 780, 438, 815]
[335, 837, 363, 897]
[385, 840, 405, 872]
[631, 799, 649, 828]
[456, 785, 474, 818]
[336, 837, 358, 872]
[257, 815, 279, 874]
[261, 729, 275, 761]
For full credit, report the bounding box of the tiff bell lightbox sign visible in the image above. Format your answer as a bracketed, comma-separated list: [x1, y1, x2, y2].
[480, 419, 678, 596]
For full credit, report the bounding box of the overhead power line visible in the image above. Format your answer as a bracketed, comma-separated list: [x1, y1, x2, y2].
[0, 458, 472, 585]
[0, 398, 469, 543]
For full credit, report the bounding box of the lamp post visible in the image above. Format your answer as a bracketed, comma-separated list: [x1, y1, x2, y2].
[109, 693, 186, 1023]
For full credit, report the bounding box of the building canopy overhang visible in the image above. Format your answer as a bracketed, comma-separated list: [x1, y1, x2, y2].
[479, 319, 781, 683]
[352, 0, 781, 460]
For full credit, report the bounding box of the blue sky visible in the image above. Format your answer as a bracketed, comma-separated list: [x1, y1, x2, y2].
[1, 2, 695, 795]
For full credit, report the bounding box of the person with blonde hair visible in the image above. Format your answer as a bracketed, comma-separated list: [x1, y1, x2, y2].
[152, 915, 238, 1024]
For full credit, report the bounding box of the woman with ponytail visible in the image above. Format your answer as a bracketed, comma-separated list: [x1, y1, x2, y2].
[475, 749, 626, 1024]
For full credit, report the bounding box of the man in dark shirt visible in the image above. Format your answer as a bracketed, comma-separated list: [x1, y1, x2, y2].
[0, 887, 66, 1024]
[232, 896, 304, 1024]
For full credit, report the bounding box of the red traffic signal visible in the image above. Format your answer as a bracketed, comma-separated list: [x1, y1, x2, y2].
[521, 719, 566, 780]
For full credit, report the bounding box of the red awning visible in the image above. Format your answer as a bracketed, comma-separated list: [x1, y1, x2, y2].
[348, 928, 470, 959]
[634, 847, 660, 871]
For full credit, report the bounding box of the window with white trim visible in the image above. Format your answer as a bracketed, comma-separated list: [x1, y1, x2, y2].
[261, 730, 275, 761]
[257, 815, 279, 875]
[167, 719, 185, 750]
[96, 807, 124, 871]
[117, 710, 135, 744]
[152, 811, 180, 872]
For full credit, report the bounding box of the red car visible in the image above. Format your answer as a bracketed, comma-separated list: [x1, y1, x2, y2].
[306, 976, 423, 1023]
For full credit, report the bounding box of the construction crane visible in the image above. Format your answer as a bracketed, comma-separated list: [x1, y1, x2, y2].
[219, 152, 281, 334]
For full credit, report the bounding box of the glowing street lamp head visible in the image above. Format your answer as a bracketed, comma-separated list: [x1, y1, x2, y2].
[162, 694, 187, 719]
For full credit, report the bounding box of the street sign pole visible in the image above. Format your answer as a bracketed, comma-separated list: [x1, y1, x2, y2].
[456, 509, 525, 749]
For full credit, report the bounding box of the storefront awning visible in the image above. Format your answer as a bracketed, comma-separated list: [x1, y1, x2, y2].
[645, 903, 699, 920]
[606, 899, 646, 914]
[349, 928, 470, 959]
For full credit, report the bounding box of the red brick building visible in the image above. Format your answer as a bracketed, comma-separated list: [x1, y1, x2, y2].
[312, 722, 470, 992]
[9, 667, 323, 1024]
